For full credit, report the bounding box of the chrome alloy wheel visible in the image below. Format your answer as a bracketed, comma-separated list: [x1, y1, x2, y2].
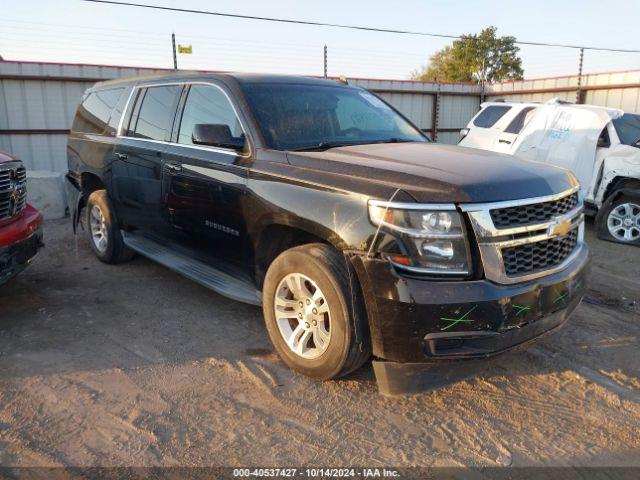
[607, 202, 640, 242]
[274, 273, 331, 359]
[89, 205, 108, 253]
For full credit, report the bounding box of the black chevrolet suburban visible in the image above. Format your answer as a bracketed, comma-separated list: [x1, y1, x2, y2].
[66, 72, 589, 392]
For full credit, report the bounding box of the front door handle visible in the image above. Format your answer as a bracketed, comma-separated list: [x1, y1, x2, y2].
[165, 162, 182, 173]
[498, 139, 512, 144]
[115, 152, 128, 160]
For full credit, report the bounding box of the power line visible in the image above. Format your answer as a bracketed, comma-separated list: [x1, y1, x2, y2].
[80, 0, 640, 53]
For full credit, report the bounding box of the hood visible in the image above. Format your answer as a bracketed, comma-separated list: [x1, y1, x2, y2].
[0, 151, 18, 164]
[286, 142, 575, 203]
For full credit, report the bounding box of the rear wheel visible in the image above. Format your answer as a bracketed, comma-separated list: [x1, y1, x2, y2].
[86, 190, 135, 263]
[596, 193, 640, 245]
[262, 243, 370, 380]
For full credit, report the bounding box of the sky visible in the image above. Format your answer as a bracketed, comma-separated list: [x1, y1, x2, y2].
[1, 0, 639, 80]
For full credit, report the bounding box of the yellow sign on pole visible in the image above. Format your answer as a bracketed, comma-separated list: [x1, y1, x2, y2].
[178, 45, 192, 54]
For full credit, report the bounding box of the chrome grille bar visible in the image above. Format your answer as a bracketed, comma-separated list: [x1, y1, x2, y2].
[460, 186, 586, 284]
[0, 161, 28, 221]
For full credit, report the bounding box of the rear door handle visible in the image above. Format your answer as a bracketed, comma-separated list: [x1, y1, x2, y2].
[498, 139, 512, 144]
[165, 162, 182, 173]
[115, 152, 128, 160]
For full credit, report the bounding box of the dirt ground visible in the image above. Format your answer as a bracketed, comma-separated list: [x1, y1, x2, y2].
[0, 218, 638, 469]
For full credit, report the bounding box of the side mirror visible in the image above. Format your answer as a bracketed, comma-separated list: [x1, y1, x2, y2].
[460, 128, 469, 139]
[192, 124, 245, 150]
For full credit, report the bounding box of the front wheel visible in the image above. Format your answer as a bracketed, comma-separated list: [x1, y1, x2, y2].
[596, 193, 640, 245]
[262, 243, 370, 380]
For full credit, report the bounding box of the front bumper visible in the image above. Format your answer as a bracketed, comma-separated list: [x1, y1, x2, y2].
[353, 242, 589, 364]
[0, 206, 44, 285]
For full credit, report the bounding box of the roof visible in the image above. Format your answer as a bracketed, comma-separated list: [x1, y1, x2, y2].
[480, 98, 625, 119]
[94, 71, 349, 90]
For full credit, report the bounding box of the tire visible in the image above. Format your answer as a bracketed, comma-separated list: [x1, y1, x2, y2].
[85, 190, 135, 263]
[262, 243, 371, 380]
[596, 192, 640, 245]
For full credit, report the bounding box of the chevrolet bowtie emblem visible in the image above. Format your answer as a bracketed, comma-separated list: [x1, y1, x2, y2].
[548, 218, 572, 237]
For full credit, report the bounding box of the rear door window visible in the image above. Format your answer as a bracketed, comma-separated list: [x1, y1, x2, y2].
[473, 105, 511, 128]
[129, 85, 183, 141]
[71, 88, 125, 134]
[504, 107, 537, 134]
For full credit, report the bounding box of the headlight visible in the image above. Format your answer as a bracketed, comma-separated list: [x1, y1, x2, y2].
[368, 200, 471, 276]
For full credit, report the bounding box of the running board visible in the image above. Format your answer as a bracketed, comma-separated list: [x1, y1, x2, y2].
[122, 231, 262, 306]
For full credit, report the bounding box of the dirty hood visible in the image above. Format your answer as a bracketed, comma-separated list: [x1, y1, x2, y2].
[286, 142, 575, 203]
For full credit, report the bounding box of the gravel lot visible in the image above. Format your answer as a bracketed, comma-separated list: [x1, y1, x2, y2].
[0, 218, 638, 469]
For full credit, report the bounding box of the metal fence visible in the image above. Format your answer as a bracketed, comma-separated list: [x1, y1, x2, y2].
[1, 59, 639, 174]
[0, 60, 482, 172]
[487, 70, 640, 111]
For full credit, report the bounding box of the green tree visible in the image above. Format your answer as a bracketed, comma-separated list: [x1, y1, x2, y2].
[410, 27, 524, 83]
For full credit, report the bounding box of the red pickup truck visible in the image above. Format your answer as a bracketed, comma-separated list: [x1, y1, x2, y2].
[0, 152, 43, 285]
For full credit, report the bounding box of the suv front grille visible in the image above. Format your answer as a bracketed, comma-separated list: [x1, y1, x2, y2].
[502, 229, 579, 276]
[0, 165, 27, 220]
[490, 192, 578, 228]
[462, 188, 584, 284]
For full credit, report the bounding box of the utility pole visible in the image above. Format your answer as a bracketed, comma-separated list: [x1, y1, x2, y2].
[431, 81, 441, 142]
[479, 57, 486, 104]
[172, 32, 178, 70]
[576, 48, 584, 104]
[323, 45, 327, 78]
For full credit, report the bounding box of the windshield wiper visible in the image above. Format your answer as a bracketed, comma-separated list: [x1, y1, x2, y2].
[289, 141, 362, 152]
[290, 138, 416, 152]
[370, 138, 416, 144]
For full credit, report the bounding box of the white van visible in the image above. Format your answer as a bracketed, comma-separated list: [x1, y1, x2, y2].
[459, 100, 640, 245]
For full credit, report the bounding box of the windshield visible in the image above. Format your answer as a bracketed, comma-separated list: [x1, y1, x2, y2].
[241, 83, 427, 151]
[612, 113, 640, 147]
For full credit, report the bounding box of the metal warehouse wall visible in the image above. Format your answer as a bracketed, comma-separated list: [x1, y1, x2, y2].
[0, 60, 481, 173]
[487, 70, 640, 111]
[2, 60, 639, 175]
[0, 61, 171, 173]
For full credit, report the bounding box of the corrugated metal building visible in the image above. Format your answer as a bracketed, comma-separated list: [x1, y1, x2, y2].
[0, 60, 480, 173]
[1, 60, 639, 175]
[487, 69, 640, 111]
[0, 61, 172, 173]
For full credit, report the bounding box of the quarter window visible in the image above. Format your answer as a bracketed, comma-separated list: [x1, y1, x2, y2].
[597, 127, 611, 148]
[473, 105, 511, 128]
[504, 107, 537, 134]
[131, 85, 182, 141]
[71, 88, 124, 134]
[178, 85, 243, 145]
